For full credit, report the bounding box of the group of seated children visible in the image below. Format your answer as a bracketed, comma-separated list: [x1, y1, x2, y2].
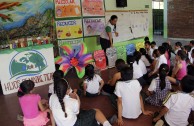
[17, 38, 194, 126]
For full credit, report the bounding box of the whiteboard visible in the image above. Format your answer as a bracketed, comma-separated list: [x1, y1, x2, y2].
[105, 11, 149, 43]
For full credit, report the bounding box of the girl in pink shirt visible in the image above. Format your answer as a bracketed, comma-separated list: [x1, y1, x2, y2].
[170, 50, 187, 85]
[18, 80, 55, 126]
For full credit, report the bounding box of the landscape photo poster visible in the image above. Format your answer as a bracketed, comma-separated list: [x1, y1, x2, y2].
[0, 0, 54, 44]
[83, 18, 105, 37]
[81, 0, 105, 16]
[54, 0, 81, 18]
[56, 19, 83, 39]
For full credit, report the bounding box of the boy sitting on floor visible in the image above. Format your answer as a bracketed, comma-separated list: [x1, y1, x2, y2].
[153, 75, 194, 126]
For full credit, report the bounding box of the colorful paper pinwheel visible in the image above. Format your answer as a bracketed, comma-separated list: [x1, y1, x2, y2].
[55, 43, 93, 78]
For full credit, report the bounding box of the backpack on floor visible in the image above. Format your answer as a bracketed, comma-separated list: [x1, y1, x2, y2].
[106, 47, 117, 68]
[94, 50, 107, 70]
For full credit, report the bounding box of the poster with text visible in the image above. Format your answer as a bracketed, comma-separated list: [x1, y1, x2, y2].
[55, 0, 81, 18]
[83, 18, 105, 36]
[56, 19, 83, 39]
[82, 0, 105, 16]
[58, 38, 83, 56]
[0, 44, 55, 95]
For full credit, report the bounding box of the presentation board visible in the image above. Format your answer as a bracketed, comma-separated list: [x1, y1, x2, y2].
[105, 10, 149, 43]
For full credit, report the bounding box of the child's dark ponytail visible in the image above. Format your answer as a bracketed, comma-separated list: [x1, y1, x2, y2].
[127, 55, 135, 70]
[134, 51, 141, 65]
[159, 64, 169, 90]
[17, 80, 35, 97]
[55, 79, 68, 118]
[85, 64, 95, 81]
[53, 70, 64, 93]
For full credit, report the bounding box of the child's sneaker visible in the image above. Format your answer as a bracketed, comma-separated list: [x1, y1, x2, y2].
[108, 114, 117, 125]
[155, 120, 164, 126]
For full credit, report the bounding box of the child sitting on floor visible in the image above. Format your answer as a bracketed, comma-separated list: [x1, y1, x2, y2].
[83, 64, 104, 97]
[139, 48, 152, 68]
[115, 66, 153, 125]
[146, 64, 172, 106]
[153, 75, 194, 126]
[150, 49, 159, 72]
[134, 51, 147, 75]
[18, 80, 55, 126]
[103, 59, 125, 94]
[49, 79, 112, 126]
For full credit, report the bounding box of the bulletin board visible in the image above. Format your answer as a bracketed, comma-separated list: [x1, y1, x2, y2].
[105, 10, 149, 43]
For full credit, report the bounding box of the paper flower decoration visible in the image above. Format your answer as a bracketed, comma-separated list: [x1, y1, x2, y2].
[55, 43, 93, 78]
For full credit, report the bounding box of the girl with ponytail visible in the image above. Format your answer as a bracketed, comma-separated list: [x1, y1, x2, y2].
[18, 80, 55, 126]
[49, 79, 113, 126]
[146, 64, 172, 106]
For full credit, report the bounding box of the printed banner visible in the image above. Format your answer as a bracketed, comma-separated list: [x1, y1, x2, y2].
[54, 0, 81, 18]
[58, 38, 83, 56]
[82, 0, 105, 16]
[56, 19, 83, 39]
[83, 18, 105, 37]
[0, 44, 55, 95]
[0, 0, 53, 44]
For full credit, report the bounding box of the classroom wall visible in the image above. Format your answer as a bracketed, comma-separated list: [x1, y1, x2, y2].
[168, 0, 194, 39]
[84, 0, 153, 53]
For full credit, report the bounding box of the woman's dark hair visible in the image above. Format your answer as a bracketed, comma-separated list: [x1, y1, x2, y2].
[144, 36, 149, 42]
[162, 42, 171, 59]
[158, 46, 166, 55]
[120, 66, 133, 81]
[181, 75, 194, 93]
[17, 80, 35, 97]
[139, 48, 153, 64]
[175, 42, 182, 48]
[127, 55, 135, 69]
[115, 59, 125, 72]
[85, 64, 95, 81]
[177, 50, 187, 60]
[159, 64, 169, 90]
[53, 70, 64, 93]
[134, 51, 141, 64]
[153, 49, 159, 57]
[110, 15, 118, 30]
[54, 79, 69, 117]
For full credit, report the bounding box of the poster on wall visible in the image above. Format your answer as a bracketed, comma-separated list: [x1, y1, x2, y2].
[83, 18, 105, 37]
[58, 38, 83, 56]
[56, 19, 83, 39]
[0, 0, 53, 44]
[0, 44, 55, 95]
[81, 0, 105, 16]
[54, 0, 81, 18]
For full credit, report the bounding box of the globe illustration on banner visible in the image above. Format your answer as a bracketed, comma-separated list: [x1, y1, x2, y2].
[9, 50, 47, 79]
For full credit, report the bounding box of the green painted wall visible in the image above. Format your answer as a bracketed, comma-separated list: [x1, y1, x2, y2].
[84, 0, 153, 53]
[163, 0, 168, 38]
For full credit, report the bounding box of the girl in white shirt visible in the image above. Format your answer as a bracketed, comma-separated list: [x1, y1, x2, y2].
[49, 79, 112, 126]
[139, 48, 152, 68]
[114, 66, 153, 126]
[83, 64, 104, 97]
[134, 51, 147, 75]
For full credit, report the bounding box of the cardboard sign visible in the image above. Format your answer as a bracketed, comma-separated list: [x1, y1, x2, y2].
[0, 44, 55, 95]
[56, 19, 83, 39]
[83, 18, 105, 37]
[106, 47, 117, 68]
[94, 50, 106, 70]
[54, 0, 81, 18]
[82, 0, 105, 16]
